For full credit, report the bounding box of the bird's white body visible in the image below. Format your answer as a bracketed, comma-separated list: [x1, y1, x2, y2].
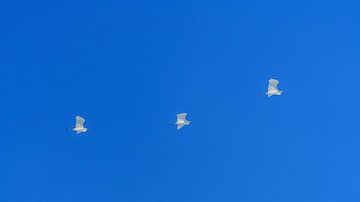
[73, 127, 88, 134]
[266, 78, 283, 97]
[176, 113, 190, 130]
[73, 115, 88, 134]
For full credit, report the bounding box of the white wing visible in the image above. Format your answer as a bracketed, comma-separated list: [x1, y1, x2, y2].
[268, 79, 279, 91]
[75, 115, 85, 128]
[177, 113, 187, 122]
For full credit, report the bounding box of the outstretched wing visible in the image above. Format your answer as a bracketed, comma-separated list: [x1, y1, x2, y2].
[177, 113, 190, 125]
[177, 124, 185, 130]
[268, 79, 279, 91]
[75, 115, 85, 128]
[177, 113, 187, 122]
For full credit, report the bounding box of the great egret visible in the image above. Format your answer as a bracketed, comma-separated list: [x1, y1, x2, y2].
[72, 115, 88, 134]
[175, 113, 190, 130]
[266, 78, 283, 97]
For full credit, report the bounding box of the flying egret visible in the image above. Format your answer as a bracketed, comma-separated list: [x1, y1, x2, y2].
[175, 113, 191, 130]
[72, 115, 88, 134]
[266, 78, 283, 97]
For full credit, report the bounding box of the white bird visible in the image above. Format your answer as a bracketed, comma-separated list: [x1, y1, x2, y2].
[266, 78, 283, 97]
[175, 113, 191, 130]
[72, 115, 88, 134]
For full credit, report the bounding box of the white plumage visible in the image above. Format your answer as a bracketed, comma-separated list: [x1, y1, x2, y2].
[73, 115, 88, 134]
[266, 78, 283, 97]
[176, 113, 190, 130]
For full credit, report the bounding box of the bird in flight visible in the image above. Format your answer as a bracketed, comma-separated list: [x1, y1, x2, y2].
[265, 78, 283, 97]
[72, 115, 88, 134]
[175, 113, 191, 130]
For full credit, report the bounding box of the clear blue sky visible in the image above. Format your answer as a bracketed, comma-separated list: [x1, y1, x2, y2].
[1, 0, 360, 201]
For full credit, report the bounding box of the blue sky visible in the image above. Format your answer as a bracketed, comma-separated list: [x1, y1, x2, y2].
[1, 0, 360, 201]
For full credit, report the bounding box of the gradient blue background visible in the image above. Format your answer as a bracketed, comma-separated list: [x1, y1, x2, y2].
[1, 0, 360, 201]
